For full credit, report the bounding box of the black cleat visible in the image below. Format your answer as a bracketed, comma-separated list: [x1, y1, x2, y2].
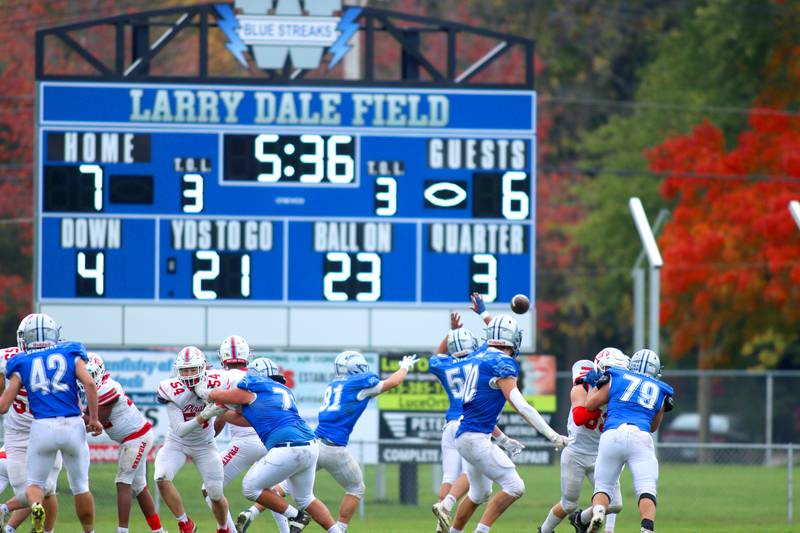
[288, 510, 312, 533]
[569, 509, 588, 533]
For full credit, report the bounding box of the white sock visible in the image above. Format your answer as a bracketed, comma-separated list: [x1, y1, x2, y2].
[540, 510, 563, 532]
[248, 505, 261, 518]
[605, 512, 617, 532]
[272, 510, 290, 533]
[327, 527, 340, 533]
[475, 523, 491, 533]
[117, 528, 129, 533]
[282, 504, 299, 518]
[449, 529, 463, 533]
[0, 504, 8, 515]
[6, 526, 15, 533]
[442, 494, 457, 513]
[226, 512, 236, 531]
[580, 507, 593, 524]
[336, 521, 348, 531]
[44, 530, 53, 533]
[177, 513, 188, 522]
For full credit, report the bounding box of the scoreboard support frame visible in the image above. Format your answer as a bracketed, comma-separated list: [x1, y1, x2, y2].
[35, 4, 538, 352]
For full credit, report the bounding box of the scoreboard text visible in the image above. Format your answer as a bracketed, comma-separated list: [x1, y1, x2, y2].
[37, 83, 536, 306]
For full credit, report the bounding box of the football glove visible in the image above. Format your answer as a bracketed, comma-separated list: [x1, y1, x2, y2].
[665, 395, 675, 412]
[496, 434, 525, 458]
[200, 402, 227, 420]
[399, 354, 419, 371]
[193, 381, 211, 401]
[550, 434, 572, 451]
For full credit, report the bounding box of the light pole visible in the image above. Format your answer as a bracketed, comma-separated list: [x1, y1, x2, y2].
[629, 197, 665, 354]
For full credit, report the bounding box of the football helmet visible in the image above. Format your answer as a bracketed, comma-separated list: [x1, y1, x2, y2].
[248, 357, 281, 378]
[630, 349, 662, 378]
[219, 335, 251, 367]
[447, 327, 478, 357]
[485, 314, 522, 356]
[86, 352, 106, 387]
[334, 351, 369, 376]
[17, 313, 61, 351]
[174, 346, 206, 387]
[571, 359, 597, 385]
[594, 347, 629, 371]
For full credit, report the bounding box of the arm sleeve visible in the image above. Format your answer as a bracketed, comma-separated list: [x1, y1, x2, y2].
[572, 406, 601, 426]
[97, 383, 120, 406]
[508, 387, 557, 440]
[166, 403, 202, 438]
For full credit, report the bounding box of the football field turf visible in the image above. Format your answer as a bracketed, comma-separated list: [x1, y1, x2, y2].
[11, 462, 796, 532]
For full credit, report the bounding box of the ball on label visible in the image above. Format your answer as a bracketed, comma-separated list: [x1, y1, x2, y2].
[511, 294, 530, 314]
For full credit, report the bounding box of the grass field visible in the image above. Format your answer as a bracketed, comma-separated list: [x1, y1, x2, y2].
[7, 462, 797, 532]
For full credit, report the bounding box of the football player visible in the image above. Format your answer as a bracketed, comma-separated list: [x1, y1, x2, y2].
[0, 342, 61, 533]
[574, 349, 674, 533]
[154, 347, 232, 533]
[429, 306, 523, 533]
[203, 335, 268, 533]
[197, 358, 341, 533]
[0, 313, 102, 533]
[449, 315, 570, 533]
[86, 353, 165, 533]
[538, 348, 627, 533]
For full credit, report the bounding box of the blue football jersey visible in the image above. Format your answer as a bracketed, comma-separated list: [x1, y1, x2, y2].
[604, 367, 674, 432]
[315, 372, 381, 446]
[456, 348, 519, 436]
[237, 375, 315, 449]
[429, 349, 484, 422]
[6, 341, 88, 419]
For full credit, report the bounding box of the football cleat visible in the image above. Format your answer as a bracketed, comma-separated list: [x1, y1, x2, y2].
[0, 505, 9, 528]
[431, 500, 452, 532]
[288, 510, 312, 533]
[587, 506, 606, 533]
[569, 510, 588, 533]
[178, 517, 197, 533]
[236, 510, 254, 533]
[30, 502, 45, 533]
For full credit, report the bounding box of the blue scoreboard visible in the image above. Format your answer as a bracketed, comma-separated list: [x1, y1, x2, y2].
[36, 82, 536, 306]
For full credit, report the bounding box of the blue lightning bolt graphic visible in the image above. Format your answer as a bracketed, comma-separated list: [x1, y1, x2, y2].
[328, 7, 362, 70]
[214, 4, 248, 68]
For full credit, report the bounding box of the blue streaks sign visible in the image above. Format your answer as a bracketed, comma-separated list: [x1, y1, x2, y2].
[36, 82, 536, 305]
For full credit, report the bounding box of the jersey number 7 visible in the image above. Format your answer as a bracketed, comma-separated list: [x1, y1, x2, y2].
[620, 374, 659, 410]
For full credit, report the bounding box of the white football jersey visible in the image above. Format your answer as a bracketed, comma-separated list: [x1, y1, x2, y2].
[222, 368, 258, 441]
[0, 347, 33, 432]
[156, 370, 229, 446]
[98, 377, 150, 444]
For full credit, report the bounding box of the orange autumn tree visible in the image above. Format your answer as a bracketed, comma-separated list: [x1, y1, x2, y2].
[648, 111, 800, 369]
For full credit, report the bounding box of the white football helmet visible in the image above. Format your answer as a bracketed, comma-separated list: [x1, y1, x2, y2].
[174, 346, 206, 387]
[334, 351, 369, 376]
[571, 359, 597, 385]
[86, 352, 106, 387]
[594, 347, 629, 371]
[485, 314, 522, 356]
[17, 313, 61, 351]
[447, 328, 478, 357]
[630, 349, 662, 378]
[219, 335, 251, 367]
[248, 357, 281, 378]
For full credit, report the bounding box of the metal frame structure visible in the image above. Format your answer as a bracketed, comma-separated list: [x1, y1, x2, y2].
[36, 3, 535, 88]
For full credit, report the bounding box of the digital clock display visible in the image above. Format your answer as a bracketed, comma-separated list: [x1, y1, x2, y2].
[36, 83, 536, 306]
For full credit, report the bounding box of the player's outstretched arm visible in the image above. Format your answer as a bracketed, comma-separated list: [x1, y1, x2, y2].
[378, 354, 418, 394]
[497, 377, 570, 450]
[207, 386, 254, 406]
[650, 404, 667, 432]
[218, 410, 251, 428]
[76, 359, 102, 435]
[0, 374, 21, 415]
[435, 313, 463, 354]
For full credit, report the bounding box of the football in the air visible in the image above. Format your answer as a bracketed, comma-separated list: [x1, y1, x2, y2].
[511, 294, 530, 314]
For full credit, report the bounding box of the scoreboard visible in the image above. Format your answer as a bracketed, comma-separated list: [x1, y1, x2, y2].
[35, 82, 536, 348]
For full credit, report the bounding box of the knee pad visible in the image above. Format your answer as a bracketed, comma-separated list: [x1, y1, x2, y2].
[13, 487, 28, 507]
[502, 475, 525, 499]
[345, 481, 366, 499]
[242, 478, 262, 502]
[467, 486, 492, 505]
[559, 497, 578, 514]
[294, 493, 316, 510]
[607, 500, 623, 514]
[133, 480, 148, 496]
[205, 479, 224, 501]
[639, 493, 657, 506]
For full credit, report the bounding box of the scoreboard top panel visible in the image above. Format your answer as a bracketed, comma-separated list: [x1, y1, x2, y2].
[36, 82, 536, 308]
